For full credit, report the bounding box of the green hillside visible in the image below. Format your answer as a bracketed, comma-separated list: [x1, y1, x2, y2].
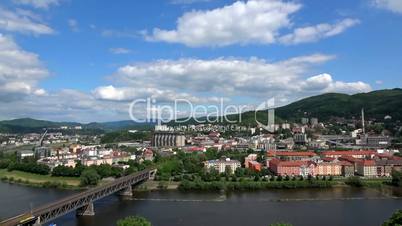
[275, 88, 402, 122]
[168, 88, 402, 126]
[0, 118, 154, 133]
[1, 89, 401, 133]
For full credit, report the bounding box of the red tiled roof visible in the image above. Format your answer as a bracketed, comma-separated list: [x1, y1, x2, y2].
[267, 150, 317, 157]
[360, 159, 375, 166]
[270, 158, 314, 167]
[322, 157, 336, 162]
[249, 161, 262, 166]
[321, 150, 376, 156]
[338, 161, 353, 166]
[338, 156, 362, 163]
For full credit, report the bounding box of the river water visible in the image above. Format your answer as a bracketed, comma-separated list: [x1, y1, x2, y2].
[1, 182, 402, 226]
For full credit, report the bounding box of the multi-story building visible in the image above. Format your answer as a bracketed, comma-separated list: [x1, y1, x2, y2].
[294, 133, 308, 145]
[248, 161, 262, 172]
[143, 149, 154, 161]
[269, 159, 316, 177]
[374, 158, 402, 176]
[340, 161, 355, 177]
[321, 150, 376, 159]
[204, 158, 241, 174]
[17, 150, 34, 160]
[81, 157, 114, 166]
[364, 136, 390, 147]
[310, 118, 318, 126]
[244, 154, 258, 168]
[356, 160, 376, 177]
[315, 162, 342, 176]
[266, 151, 317, 166]
[152, 132, 185, 147]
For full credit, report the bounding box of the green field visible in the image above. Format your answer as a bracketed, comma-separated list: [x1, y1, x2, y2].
[0, 169, 80, 187]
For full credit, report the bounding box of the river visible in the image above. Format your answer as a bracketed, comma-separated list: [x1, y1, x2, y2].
[1, 182, 401, 226]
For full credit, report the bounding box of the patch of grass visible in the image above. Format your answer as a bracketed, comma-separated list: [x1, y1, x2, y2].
[0, 169, 80, 187]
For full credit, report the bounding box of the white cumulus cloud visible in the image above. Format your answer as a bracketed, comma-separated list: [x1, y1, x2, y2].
[146, 0, 359, 47]
[373, 0, 402, 14]
[12, 0, 60, 9]
[0, 7, 54, 35]
[106, 54, 370, 103]
[147, 0, 301, 47]
[0, 34, 48, 101]
[279, 18, 360, 45]
[302, 73, 371, 94]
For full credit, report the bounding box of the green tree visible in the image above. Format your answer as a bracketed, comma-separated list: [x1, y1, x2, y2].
[391, 170, 402, 187]
[382, 210, 402, 226]
[345, 176, 363, 187]
[116, 216, 152, 226]
[80, 169, 100, 186]
[205, 148, 218, 160]
[224, 165, 232, 178]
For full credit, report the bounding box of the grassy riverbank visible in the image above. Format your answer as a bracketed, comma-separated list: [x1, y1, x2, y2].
[0, 169, 81, 189]
[179, 180, 337, 191]
[134, 180, 180, 191]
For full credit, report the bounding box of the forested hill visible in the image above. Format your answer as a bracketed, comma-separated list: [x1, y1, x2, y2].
[275, 88, 402, 122]
[1, 89, 401, 132]
[167, 88, 402, 125]
[0, 118, 154, 133]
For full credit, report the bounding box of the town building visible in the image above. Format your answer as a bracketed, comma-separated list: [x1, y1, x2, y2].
[266, 151, 317, 166]
[17, 150, 34, 160]
[248, 161, 262, 172]
[269, 159, 316, 177]
[340, 161, 355, 177]
[321, 150, 376, 159]
[143, 149, 154, 161]
[315, 162, 342, 176]
[356, 160, 376, 177]
[151, 132, 185, 147]
[204, 158, 241, 174]
[244, 154, 258, 168]
[294, 133, 308, 145]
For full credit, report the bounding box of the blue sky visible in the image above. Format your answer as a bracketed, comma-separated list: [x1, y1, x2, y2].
[0, 0, 401, 122]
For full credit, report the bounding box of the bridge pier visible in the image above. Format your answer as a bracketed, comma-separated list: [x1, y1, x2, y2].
[33, 217, 41, 226]
[1, 169, 154, 226]
[76, 203, 95, 216]
[119, 185, 133, 196]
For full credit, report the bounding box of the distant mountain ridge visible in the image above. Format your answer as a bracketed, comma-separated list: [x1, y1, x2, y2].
[1, 89, 401, 133]
[274, 88, 402, 122]
[0, 118, 155, 133]
[168, 88, 402, 125]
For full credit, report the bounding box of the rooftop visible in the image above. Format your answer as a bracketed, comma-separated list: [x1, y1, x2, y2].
[267, 150, 317, 157]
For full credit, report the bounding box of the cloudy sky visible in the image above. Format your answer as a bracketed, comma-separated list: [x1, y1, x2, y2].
[0, 0, 401, 122]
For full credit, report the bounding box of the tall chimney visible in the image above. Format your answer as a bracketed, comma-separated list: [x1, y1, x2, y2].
[361, 108, 365, 134]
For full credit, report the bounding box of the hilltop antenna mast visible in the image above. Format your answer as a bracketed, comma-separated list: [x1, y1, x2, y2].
[361, 108, 365, 134]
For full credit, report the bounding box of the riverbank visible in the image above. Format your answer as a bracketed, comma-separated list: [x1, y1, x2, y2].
[0, 168, 394, 192]
[134, 180, 180, 191]
[0, 169, 81, 189]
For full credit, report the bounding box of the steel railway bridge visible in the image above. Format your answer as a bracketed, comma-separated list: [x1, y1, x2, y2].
[0, 169, 156, 226]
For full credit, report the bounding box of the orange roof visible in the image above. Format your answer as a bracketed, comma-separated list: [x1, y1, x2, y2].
[321, 150, 375, 156]
[270, 158, 314, 167]
[338, 156, 362, 163]
[338, 161, 353, 166]
[360, 159, 375, 166]
[322, 157, 336, 162]
[267, 150, 317, 157]
[249, 161, 261, 166]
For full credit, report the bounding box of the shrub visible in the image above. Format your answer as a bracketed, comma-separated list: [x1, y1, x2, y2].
[345, 176, 363, 187]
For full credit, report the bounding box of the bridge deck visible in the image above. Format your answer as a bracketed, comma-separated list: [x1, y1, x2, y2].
[0, 169, 152, 226]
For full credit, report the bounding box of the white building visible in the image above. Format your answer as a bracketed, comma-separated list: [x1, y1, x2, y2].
[204, 158, 241, 174]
